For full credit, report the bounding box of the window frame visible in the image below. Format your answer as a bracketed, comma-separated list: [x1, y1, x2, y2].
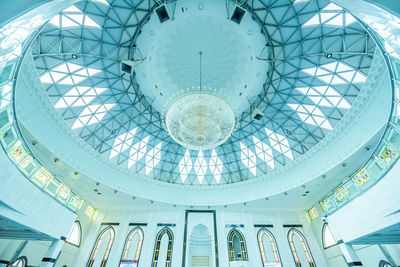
[87, 226, 115, 267]
[227, 228, 248, 261]
[66, 220, 82, 247]
[119, 226, 144, 266]
[151, 227, 174, 267]
[257, 228, 282, 265]
[287, 227, 316, 267]
[322, 223, 337, 249]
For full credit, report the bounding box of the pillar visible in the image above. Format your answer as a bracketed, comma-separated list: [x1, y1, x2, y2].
[39, 239, 65, 267]
[338, 242, 363, 266]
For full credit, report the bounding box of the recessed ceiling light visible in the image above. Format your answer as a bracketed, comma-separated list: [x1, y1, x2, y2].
[326, 53, 333, 58]
[72, 54, 78, 59]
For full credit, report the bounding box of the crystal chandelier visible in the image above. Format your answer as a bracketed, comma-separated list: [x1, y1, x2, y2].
[165, 52, 235, 150]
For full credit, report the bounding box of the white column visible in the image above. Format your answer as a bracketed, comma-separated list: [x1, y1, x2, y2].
[39, 239, 65, 267]
[338, 243, 363, 266]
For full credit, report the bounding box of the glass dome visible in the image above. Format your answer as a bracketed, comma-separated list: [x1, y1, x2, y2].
[28, 0, 376, 187]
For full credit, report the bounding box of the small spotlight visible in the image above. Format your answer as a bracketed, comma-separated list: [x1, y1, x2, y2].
[31, 141, 37, 146]
[326, 53, 333, 59]
[72, 54, 78, 59]
[74, 171, 79, 176]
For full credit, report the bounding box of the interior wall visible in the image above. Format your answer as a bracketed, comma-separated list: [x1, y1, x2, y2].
[308, 204, 400, 267]
[57, 207, 329, 267]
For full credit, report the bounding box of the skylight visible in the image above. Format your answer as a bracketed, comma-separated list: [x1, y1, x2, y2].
[194, 151, 208, 184]
[302, 62, 366, 85]
[54, 86, 107, 109]
[128, 136, 149, 168]
[49, 5, 101, 28]
[296, 86, 351, 109]
[252, 136, 274, 169]
[145, 142, 162, 175]
[288, 104, 333, 130]
[240, 142, 257, 176]
[294, 0, 310, 4]
[209, 149, 223, 183]
[109, 128, 138, 159]
[91, 0, 110, 5]
[40, 63, 101, 87]
[265, 128, 294, 160]
[71, 104, 115, 129]
[0, 83, 12, 109]
[303, 3, 356, 28]
[179, 150, 193, 183]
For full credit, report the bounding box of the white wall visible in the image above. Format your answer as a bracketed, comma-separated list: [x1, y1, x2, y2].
[62, 207, 328, 267]
[0, 148, 77, 241]
[327, 160, 400, 243]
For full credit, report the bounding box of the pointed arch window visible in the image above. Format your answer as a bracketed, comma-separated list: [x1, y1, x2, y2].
[288, 228, 316, 267]
[257, 228, 281, 266]
[66, 221, 82, 247]
[87, 226, 115, 267]
[120, 226, 144, 266]
[227, 229, 248, 261]
[10, 256, 27, 267]
[152, 227, 173, 267]
[322, 223, 337, 249]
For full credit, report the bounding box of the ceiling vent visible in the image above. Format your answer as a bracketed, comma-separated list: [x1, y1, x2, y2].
[252, 108, 264, 120]
[230, 6, 246, 24]
[121, 60, 134, 75]
[155, 5, 170, 23]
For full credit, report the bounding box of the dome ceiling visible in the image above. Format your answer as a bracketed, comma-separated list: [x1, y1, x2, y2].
[30, 0, 375, 186]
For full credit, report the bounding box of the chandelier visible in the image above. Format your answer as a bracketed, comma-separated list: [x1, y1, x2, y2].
[165, 52, 235, 150]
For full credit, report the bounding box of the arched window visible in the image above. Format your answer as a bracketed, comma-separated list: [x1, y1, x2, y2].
[152, 227, 173, 267]
[257, 228, 281, 266]
[227, 229, 248, 261]
[9, 256, 27, 267]
[120, 226, 144, 266]
[379, 260, 394, 267]
[66, 221, 82, 247]
[87, 226, 115, 267]
[287, 228, 315, 267]
[322, 223, 337, 249]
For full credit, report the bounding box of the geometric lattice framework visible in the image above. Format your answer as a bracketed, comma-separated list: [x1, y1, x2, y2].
[32, 0, 375, 185]
[227, 229, 248, 261]
[120, 226, 144, 265]
[87, 226, 115, 267]
[288, 228, 316, 267]
[152, 227, 173, 267]
[322, 223, 337, 249]
[66, 221, 81, 247]
[257, 228, 281, 265]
